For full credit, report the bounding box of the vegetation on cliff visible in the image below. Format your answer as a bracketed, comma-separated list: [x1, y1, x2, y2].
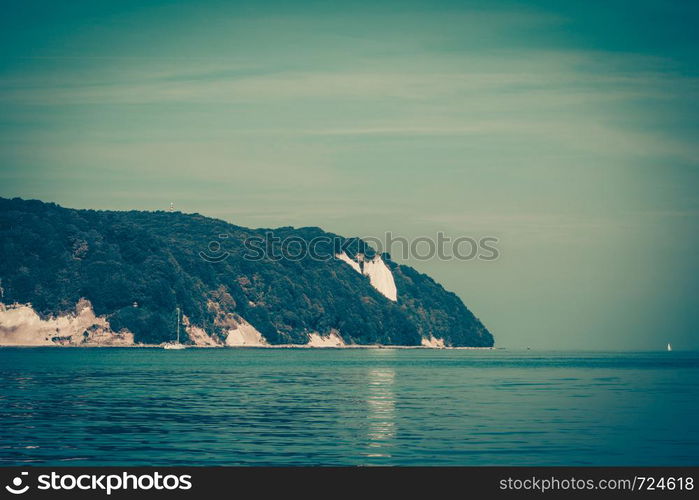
[0, 197, 493, 346]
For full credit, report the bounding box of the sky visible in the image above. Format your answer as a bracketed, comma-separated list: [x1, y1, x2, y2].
[1, 0, 698, 349]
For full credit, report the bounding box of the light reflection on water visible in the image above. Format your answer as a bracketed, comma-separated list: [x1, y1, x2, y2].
[0, 348, 698, 466]
[365, 367, 396, 458]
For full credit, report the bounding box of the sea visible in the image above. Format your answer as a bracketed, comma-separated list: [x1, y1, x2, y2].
[0, 348, 697, 466]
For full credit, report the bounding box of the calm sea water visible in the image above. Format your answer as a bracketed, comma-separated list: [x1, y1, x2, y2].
[0, 348, 697, 466]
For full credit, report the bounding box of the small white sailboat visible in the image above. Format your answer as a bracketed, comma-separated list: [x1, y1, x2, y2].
[163, 307, 186, 350]
[667, 343, 672, 352]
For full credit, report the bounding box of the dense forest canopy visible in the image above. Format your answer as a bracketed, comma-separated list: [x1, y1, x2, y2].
[0, 197, 493, 347]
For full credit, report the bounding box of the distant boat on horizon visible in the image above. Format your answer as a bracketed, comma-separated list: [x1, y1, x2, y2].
[667, 343, 672, 352]
[163, 307, 186, 350]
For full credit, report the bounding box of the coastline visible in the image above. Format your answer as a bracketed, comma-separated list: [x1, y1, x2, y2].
[0, 343, 496, 350]
[1, 302, 494, 350]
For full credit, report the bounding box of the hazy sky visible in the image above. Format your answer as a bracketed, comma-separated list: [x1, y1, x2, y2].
[1, 0, 698, 349]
